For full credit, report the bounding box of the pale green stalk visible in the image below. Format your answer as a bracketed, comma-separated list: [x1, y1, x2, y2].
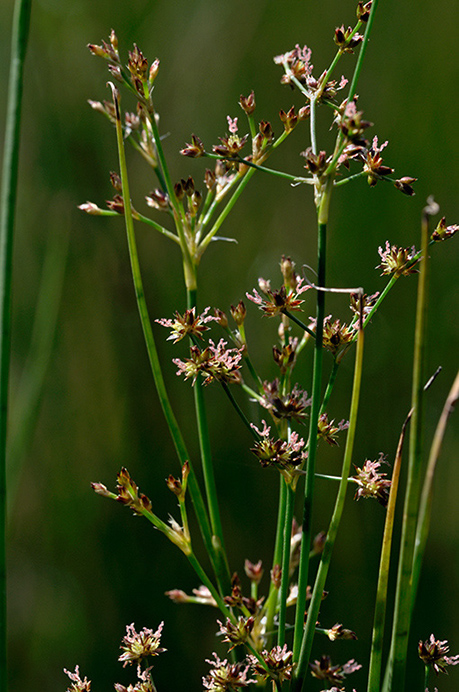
[411, 369, 459, 610]
[0, 0, 32, 686]
[109, 83, 216, 572]
[367, 410, 411, 692]
[292, 320, 364, 692]
[188, 287, 231, 596]
[382, 204, 431, 692]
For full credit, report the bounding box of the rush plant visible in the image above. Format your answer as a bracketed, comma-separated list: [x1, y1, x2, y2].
[72, 3, 458, 691]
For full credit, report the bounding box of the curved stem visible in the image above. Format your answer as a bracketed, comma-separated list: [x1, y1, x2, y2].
[110, 84, 215, 570]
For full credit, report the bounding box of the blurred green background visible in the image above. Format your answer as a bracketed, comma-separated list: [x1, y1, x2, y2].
[1, 0, 458, 689]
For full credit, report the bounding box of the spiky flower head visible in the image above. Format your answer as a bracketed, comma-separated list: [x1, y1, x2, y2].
[119, 622, 166, 669]
[114, 667, 155, 692]
[248, 644, 295, 684]
[352, 454, 391, 507]
[418, 634, 459, 675]
[203, 653, 256, 691]
[246, 276, 310, 318]
[64, 666, 91, 692]
[250, 420, 307, 488]
[317, 414, 349, 446]
[309, 655, 361, 685]
[376, 241, 420, 277]
[363, 136, 394, 186]
[213, 116, 249, 158]
[431, 216, 459, 242]
[326, 623, 358, 642]
[156, 307, 218, 343]
[173, 339, 243, 386]
[218, 617, 255, 651]
[259, 380, 311, 424]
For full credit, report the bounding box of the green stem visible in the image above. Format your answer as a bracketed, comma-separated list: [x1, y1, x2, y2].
[221, 381, 258, 439]
[382, 205, 430, 692]
[198, 168, 257, 256]
[411, 369, 459, 611]
[264, 478, 287, 647]
[109, 83, 216, 571]
[367, 409, 411, 692]
[187, 288, 231, 596]
[347, 0, 380, 102]
[282, 310, 316, 340]
[292, 200, 329, 661]
[0, 0, 32, 685]
[278, 483, 295, 647]
[320, 359, 340, 415]
[292, 321, 364, 692]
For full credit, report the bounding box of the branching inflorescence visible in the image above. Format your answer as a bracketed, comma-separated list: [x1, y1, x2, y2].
[72, 2, 458, 690]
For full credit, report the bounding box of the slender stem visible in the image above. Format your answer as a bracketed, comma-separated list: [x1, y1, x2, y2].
[382, 205, 430, 692]
[278, 483, 295, 647]
[411, 369, 459, 610]
[292, 197, 329, 661]
[347, 0, 380, 102]
[0, 0, 32, 685]
[198, 168, 256, 255]
[309, 96, 318, 156]
[282, 310, 316, 339]
[320, 359, 340, 415]
[367, 409, 412, 692]
[188, 288, 231, 596]
[292, 321, 364, 692]
[264, 478, 287, 647]
[220, 381, 258, 439]
[109, 84, 216, 569]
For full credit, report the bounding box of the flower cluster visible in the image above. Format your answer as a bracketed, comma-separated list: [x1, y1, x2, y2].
[203, 653, 256, 691]
[248, 645, 295, 684]
[64, 666, 91, 692]
[246, 276, 310, 317]
[352, 454, 392, 507]
[309, 655, 361, 686]
[376, 241, 420, 277]
[173, 339, 243, 386]
[418, 634, 459, 676]
[317, 413, 349, 446]
[260, 379, 311, 423]
[119, 622, 166, 670]
[250, 421, 307, 488]
[218, 617, 255, 651]
[156, 307, 218, 343]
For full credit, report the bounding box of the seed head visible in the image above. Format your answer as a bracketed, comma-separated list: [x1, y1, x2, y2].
[352, 453, 391, 507]
[377, 241, 420, 277]
[248, 645, 295, 684]
[203, 653, 256, 691]
[64, 666, 91, 692]
[431, 216, 459, 242]
[156, 307, 218, 343]
[119, 622, 166, 669]
[418, 634, 459, 675]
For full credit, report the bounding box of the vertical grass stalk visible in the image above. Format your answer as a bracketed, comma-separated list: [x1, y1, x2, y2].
[0, 0, 32, 686]
[367, 409, 412, 692]
[382, 204, 431, 692]
[292, 315, 364, 692]
[293, 179, 331, 660]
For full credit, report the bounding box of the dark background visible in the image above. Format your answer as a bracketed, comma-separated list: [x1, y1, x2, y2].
[1, 0, 458, 689]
